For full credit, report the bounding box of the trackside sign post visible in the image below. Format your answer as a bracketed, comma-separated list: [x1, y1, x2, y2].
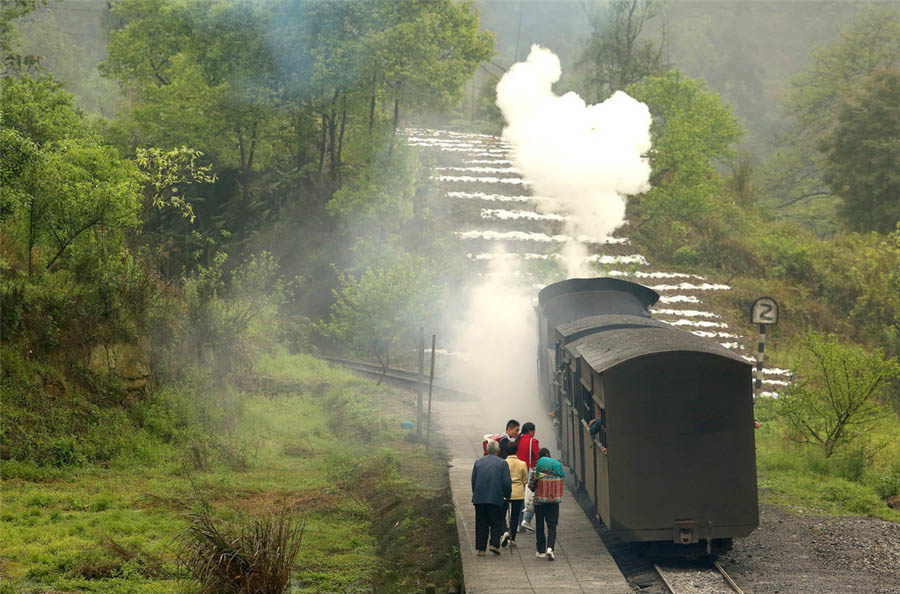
[750, 297, 779, 399]
[751, 297, 778, 325]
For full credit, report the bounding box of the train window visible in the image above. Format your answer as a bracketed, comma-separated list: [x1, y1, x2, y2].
[596, 407, 607, 448]
[572, 367, 580, 408]
[577, 382, 592, 422]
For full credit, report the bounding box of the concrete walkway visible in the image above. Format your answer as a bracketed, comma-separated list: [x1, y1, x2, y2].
[437, 399, 631, 594]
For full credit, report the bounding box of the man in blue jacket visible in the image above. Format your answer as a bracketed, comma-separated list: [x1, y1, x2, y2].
[471, 439, 512, 556]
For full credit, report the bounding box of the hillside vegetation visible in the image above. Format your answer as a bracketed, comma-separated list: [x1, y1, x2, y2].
[2, 354, 461, 593]
[1, 1, 899, 592]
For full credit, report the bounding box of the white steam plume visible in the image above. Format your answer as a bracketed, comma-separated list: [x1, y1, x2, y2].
[441, 47, 652, 443]
[443, 247, 546, 433]
[496, 45, 652, 277]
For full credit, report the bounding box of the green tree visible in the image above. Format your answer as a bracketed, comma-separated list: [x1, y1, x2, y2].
[626, 70, 744, 222]
[575, 0, 668, 102]
[317, 255, 441, 382]
[1, 0, 47, 75]
[1, 75, 140, 275]
[764, 5, 899, 220]
[101, 0, 191, 90]
[362, 0, 495, 134]
[822, 70, 900, 234]
[101, 0, 492, 251]
[0, 73, 161, 365]
[102, 0, 287, 244]
[778, 333, 900, 458]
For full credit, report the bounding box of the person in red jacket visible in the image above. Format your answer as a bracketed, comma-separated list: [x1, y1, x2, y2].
[515, 422, 540, 531]
[516, 421, 540, 468]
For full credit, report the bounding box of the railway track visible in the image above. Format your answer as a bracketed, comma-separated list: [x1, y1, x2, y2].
[320, 356, 473, 398]
[653, 561, 746, 594]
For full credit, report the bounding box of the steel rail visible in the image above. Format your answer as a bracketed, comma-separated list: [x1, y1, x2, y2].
[653, 562, 746, 594]
[321, 356, 421, 383]
[321, 356, 473, 398]
[713, 561, 746, 594]
[653, 563, 678, 594]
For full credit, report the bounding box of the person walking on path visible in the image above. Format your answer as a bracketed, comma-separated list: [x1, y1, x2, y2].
[516, 422, 540, 531]
[503, 440, 528, 548]
[533, 447, 565, 561]
[471, 440, 512, 556]
[482, 419, 520, 459]
[497, 419, 520, 459]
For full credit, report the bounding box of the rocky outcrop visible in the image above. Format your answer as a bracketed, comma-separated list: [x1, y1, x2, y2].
[89, 337, 151, 393]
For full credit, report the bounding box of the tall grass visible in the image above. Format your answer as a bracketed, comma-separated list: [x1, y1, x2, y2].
[178, 506, 304, 594]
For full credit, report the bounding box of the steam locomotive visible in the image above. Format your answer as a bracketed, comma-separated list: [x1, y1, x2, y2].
[536, 277, 758, 556]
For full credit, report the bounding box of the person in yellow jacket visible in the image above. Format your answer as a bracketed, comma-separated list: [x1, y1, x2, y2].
[501, 441, 529, 548]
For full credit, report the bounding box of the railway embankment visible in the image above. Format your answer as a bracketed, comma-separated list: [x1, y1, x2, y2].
[0, 353, 463, 593]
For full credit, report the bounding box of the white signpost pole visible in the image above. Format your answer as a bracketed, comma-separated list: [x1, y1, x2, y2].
[755, 325, 766, 399]
[750, 297, 779, 399]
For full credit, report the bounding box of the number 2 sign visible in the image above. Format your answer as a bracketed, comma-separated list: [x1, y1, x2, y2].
[751, 297, 778, 325]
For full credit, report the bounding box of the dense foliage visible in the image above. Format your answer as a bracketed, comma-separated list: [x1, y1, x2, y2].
[763, 4, 899, 231]
[2, 6, 899, 589]
[1, 0, 488, 472]
[98, 0, 493, 252]
[823, 69, 900, 233]
[1, 5, 484, 589]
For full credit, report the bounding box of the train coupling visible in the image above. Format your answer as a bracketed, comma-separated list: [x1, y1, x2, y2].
[673, 520, 696, 544]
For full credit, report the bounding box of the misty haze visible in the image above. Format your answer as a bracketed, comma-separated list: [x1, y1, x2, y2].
[2, 1, 899, 593]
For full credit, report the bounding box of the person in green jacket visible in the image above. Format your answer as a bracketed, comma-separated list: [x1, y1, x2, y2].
[533, 447, 565, 561]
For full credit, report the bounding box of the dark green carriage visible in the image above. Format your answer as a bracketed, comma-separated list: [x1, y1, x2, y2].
[537, 278, 758, 553]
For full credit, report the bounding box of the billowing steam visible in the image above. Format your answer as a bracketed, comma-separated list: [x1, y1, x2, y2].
[442, 46, 653, 441]
[444, 250, 547, 432]
[496, 44, 652, 277]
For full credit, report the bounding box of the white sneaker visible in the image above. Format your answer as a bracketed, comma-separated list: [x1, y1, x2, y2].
[520, 520, 535, 532]
[546, 548, 555, 561]
[501, 531, 510, 547]
[535, 551, 546, 559]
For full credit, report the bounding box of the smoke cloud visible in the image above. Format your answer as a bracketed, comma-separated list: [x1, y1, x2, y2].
[442, 46, 653, 443]
[443, 250, 546, 433]
[496, 44, 652, 277]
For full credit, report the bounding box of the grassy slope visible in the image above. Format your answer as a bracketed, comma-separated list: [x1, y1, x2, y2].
[753, 398, 900, 523]
[706, 287, 900, 521]
[0, 353, 460, 593]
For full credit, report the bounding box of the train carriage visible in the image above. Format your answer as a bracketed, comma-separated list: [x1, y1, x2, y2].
[537, 278, 758, 555]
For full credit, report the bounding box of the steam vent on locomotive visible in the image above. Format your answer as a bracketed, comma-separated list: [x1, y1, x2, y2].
[536, 277, 759, 557]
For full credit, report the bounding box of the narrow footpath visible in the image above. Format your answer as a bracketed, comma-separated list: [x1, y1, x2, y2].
[435, 398, 631, 594]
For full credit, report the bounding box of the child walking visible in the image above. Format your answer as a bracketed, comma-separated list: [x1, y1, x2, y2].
[503, 440, 528, 548]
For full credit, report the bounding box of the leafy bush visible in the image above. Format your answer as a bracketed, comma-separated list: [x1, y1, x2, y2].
[316, 254, 441, 378]
[155, 251, 293, 379]
[869, 469, 900, 500]
[760, 231, 820, 283]
[777, 332, 899, 458]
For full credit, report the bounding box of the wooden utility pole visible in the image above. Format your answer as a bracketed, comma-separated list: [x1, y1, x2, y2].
[426, 334, 436, 452]
[417, 326, 425, 438]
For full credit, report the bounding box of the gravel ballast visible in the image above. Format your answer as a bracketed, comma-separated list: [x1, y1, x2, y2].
[720, 503, 900, 594]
